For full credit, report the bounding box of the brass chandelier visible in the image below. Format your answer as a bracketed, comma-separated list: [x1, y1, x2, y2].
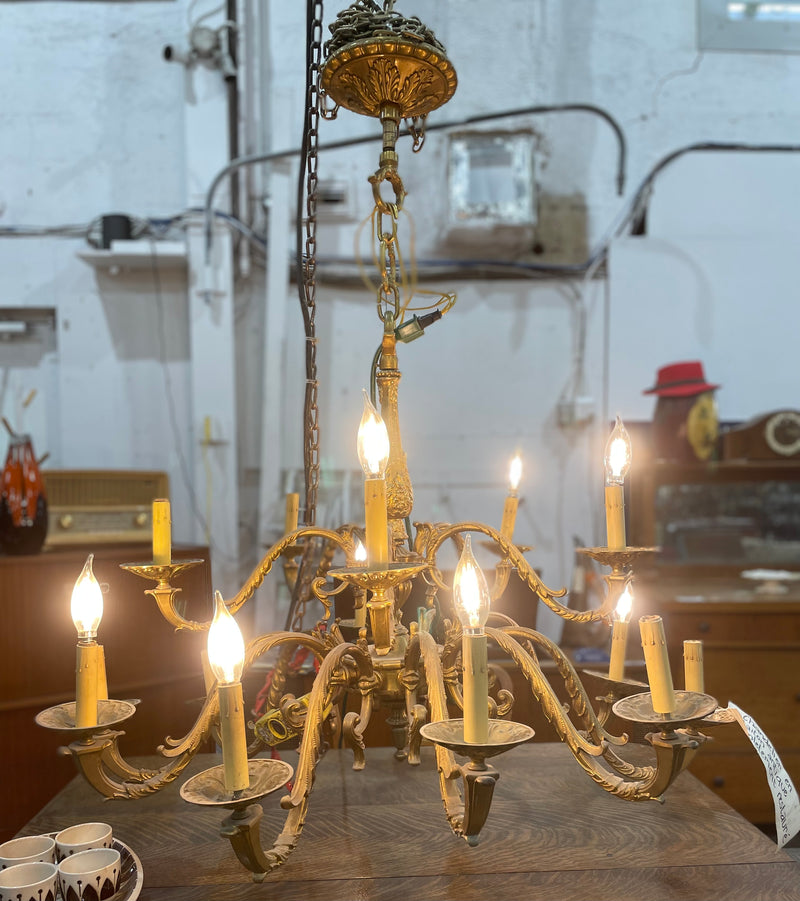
[36, 0, 734, 881]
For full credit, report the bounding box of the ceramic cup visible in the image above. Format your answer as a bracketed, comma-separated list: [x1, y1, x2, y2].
[0, 861, 58, 901]
[55, 823, 112, 861]
[0, 834, 56, 869]
[57, 847, 121, 901]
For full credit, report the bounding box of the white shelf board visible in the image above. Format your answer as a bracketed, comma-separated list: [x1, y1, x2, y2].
[77, 240, 188, 273]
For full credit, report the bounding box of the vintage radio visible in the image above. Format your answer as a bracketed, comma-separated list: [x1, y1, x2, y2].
[41, 470, 169, 546]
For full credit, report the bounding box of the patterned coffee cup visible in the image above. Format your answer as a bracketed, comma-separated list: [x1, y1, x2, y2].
[55, 823, 112, 861]
[0, 861, 58, 901]
[0, 834, 56, 869]
[57, 847, 121, 901]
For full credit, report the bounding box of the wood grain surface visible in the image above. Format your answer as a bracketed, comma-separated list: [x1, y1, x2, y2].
[18, 744, 800, 900]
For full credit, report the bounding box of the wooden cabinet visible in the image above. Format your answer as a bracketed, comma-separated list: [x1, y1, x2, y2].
[0, 544, 212, 842]
[629, 454, 800, 824]
[653, 591, 800, 823]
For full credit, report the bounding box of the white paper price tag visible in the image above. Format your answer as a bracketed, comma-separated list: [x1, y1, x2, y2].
[728, 701, 800, 848]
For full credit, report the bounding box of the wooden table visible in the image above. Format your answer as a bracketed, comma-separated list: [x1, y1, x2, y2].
[18, 744, 800, 900]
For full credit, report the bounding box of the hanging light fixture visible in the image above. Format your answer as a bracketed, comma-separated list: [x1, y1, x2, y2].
[35, 0, 729, 881]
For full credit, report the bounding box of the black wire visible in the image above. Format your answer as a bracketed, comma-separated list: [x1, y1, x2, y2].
[615, 141, 800, 240]
[203, 103, 629, 262]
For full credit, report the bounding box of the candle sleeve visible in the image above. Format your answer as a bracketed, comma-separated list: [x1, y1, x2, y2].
[75, 642, 101, 728]
[639, 615, 676, 715]
[608, 620, 629, 682]
[462, 631, 489, 744]
[684, 639, 704, 693]
[96, 644, 108, 701]
[364, 478, 389, 567]
[284, 492, 299, 534]
[500, 495, 519, 542]
[604, 485, 626, 550]
[152, 499, 172, 565]
[218, 681, 250, 793]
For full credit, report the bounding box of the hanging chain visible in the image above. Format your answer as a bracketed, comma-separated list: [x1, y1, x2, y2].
[406, 114, 428, 152]
[286, 0, 324, 633]
[375, 204, 401, 323]
[323, 0, 445, 59]
[300, 0, 324, 528]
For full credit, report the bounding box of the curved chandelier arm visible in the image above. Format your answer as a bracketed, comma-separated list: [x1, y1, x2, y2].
[283, 642, 374, 811]
[486, 628, 606, 760]
[488, 628, 705, 799]
[404, 631, 468, 835]
[421, 523, 598, 622]
[576, 728, 706, 802]
[62, 690, 219, 800]
[242, 630, 330, 676]
[494, 626, 655, 779]
[226, 527, 356, 619]
[219, 642, 375, 880]
[145, 528, 355, 633]
[495, 625, 627, 749]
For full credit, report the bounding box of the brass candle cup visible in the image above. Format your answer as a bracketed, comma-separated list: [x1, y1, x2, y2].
[613, 690, 718, 735]
[35, 699, 137, 738]
[180, 758, 294, 811]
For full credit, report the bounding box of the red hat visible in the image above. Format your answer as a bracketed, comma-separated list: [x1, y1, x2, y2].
[643, 361, 719, 398]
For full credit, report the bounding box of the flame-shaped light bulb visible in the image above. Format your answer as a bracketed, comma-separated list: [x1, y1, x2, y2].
[604, 415, 632, 487]
[453, 535, 491, 632]
[357, 390, 390, 478]
[354, 538, 367, 564]
[71, 554, 104, 640]
[508, 454, 522, 494]
[615, 584, 634, 623]
[207, 591, 245, 685]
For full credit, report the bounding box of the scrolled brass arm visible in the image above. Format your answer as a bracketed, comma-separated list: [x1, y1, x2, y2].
[219, 641, 375, 880]
[488, 627, 705, 800]
[403, 631, 468, 835]
[143, 527, 356, 632]
[419, 522, 612, 624]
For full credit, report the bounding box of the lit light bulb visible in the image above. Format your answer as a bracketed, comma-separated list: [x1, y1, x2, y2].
[354, 538, 367, 564]
[508, 454, 522, 493]
[357, 390, 390, 478]
[207, 591, 245, 685]
[453, 534, 491, 631]
[615, 584, 634, 623]
[604, 415, 632, 486]
[71, 554, 104, 640]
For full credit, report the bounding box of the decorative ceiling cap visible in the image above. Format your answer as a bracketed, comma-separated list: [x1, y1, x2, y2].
[320, 0, 457, 120]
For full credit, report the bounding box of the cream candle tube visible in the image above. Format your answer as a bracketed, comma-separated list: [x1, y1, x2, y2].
[500, 495, 519, 542]
[462, 631, 489, 744]
[152, 499, 172, 565]
[604, 485, 626, 550]
[218, 681, 250, 793]
[284, 492, 299, 534]
[364, 477, 389, 567]
[96, 645, 108, 701]
[75, 642, 101, 728]
[608, 619, 629, 682]
[639, 615, 676, 714]
[684, 639, 704, 693]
